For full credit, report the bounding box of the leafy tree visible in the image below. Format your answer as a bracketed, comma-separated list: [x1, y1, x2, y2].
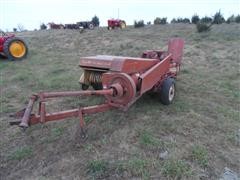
[213, 10, 225, 24]
[182, 18, 190, 23]
[40, 23, 47, 30]
[171, 18, 190, 23]
[13, 28, 17, 32]
[171, 18, 177, 23]
[154, 17, 167, 25]
[200, 16, 212, 23]
[226, 15, 235, 24]
[92, 15, 100, 27]
[134, 20, 145, 28]
[235, 15, 240, 23]
[191, 14, 200, 24]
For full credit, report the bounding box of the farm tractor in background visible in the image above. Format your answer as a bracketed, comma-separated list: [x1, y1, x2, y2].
[107, 19, 126, 30]
[77, 21, 95, 30]
[10, 38, 184, 140]
[0, 30, 28, 60]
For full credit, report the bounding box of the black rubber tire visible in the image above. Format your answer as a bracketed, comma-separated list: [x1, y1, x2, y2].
[3, 37, 28, 60]
[159, 78, 175, 105]
[81, 84, 89, 90]
[88, 23, 94, 30]
[92, 83, 103, 90]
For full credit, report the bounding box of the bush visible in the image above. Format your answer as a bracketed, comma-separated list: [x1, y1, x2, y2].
[200, 16, 212, 23]
[191, 14, 200, 24]
[134, 20, 145, 28]
[226, 15, 235, 24]
[182, 18, 190, 23]
[154, 17, 167, 25]
[213, 10, 225, 24]
[171, 18, 190, 24]
[40, 23, 47, 30]
[171, 18, 177, 23]
[92, 15, 100, 27]
[147, 21, 151, 25]
[235, 15, 240, 23]
[196, 22, 211, 33]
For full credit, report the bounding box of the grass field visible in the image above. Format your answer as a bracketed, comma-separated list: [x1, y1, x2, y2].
[0, 24, 239, 179]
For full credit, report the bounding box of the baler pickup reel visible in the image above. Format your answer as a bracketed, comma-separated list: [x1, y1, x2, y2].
[10, 38, 184, 140]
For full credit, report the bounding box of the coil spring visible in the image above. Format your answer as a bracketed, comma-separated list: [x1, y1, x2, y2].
[84, 70, 102, 84]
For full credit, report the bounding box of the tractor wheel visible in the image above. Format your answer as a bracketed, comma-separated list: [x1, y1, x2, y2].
[107, 26, 112, 30]
[159, 78, 175, 105]
[3, 37, 28, 60]
[88, 23, 94, 30]
[120, 21, 126, 29]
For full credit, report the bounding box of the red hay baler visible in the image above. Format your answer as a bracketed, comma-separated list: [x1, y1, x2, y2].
[10, 38, 184, 140]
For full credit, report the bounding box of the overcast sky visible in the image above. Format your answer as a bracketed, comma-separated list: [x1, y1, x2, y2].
[0, 0, 239, 31]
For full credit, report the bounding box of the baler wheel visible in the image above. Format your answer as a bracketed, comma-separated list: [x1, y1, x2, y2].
[92, 83, 103, 90]
[159, 78, 175, 105]
[3, 37, 28, 60]
[81, 84, 89, 90]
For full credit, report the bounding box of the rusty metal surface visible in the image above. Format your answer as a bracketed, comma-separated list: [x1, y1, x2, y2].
[140, 55, 171, 95]
[102, 73, 136, 106]
[168, 38, 184, 64]
[41, 89, 113, 98]
[19, 95, 37, 128]
[80, 55, 159, 74]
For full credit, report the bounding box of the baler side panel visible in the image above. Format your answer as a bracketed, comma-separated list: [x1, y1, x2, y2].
[140, 55, 171, 95]
[110, 58, 158, 73]
[168, 38, 184, 64]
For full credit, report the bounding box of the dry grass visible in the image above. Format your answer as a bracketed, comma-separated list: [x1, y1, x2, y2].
[0, 24, 239, 179]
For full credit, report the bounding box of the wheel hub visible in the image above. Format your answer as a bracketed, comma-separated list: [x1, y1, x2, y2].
[9, 41, 26, 58]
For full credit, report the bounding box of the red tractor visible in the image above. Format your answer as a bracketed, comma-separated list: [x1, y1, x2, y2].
[0, 30, 28, 60]
[107, 19, 126, 30]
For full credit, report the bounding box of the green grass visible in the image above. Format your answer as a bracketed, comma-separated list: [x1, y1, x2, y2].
[41, 127, 65, 143]
[139, 130, 163, 148]
[8, 146, 33, 161]
[87, 159, 108, 178]
[83, 143, 94, 152]
[51, 127, 65, 137]
[191, 145, 208, 168]
[162, 159, 192, 178]
[116, 158, 150, 179]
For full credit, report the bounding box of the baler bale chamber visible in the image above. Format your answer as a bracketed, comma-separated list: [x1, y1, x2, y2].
[10, 38, 184, 140]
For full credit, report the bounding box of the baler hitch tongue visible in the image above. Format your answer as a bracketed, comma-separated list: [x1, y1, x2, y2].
[10, 88, 116, 130]
[9, 94, 38, 129]
[19, 95, 37, 128]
